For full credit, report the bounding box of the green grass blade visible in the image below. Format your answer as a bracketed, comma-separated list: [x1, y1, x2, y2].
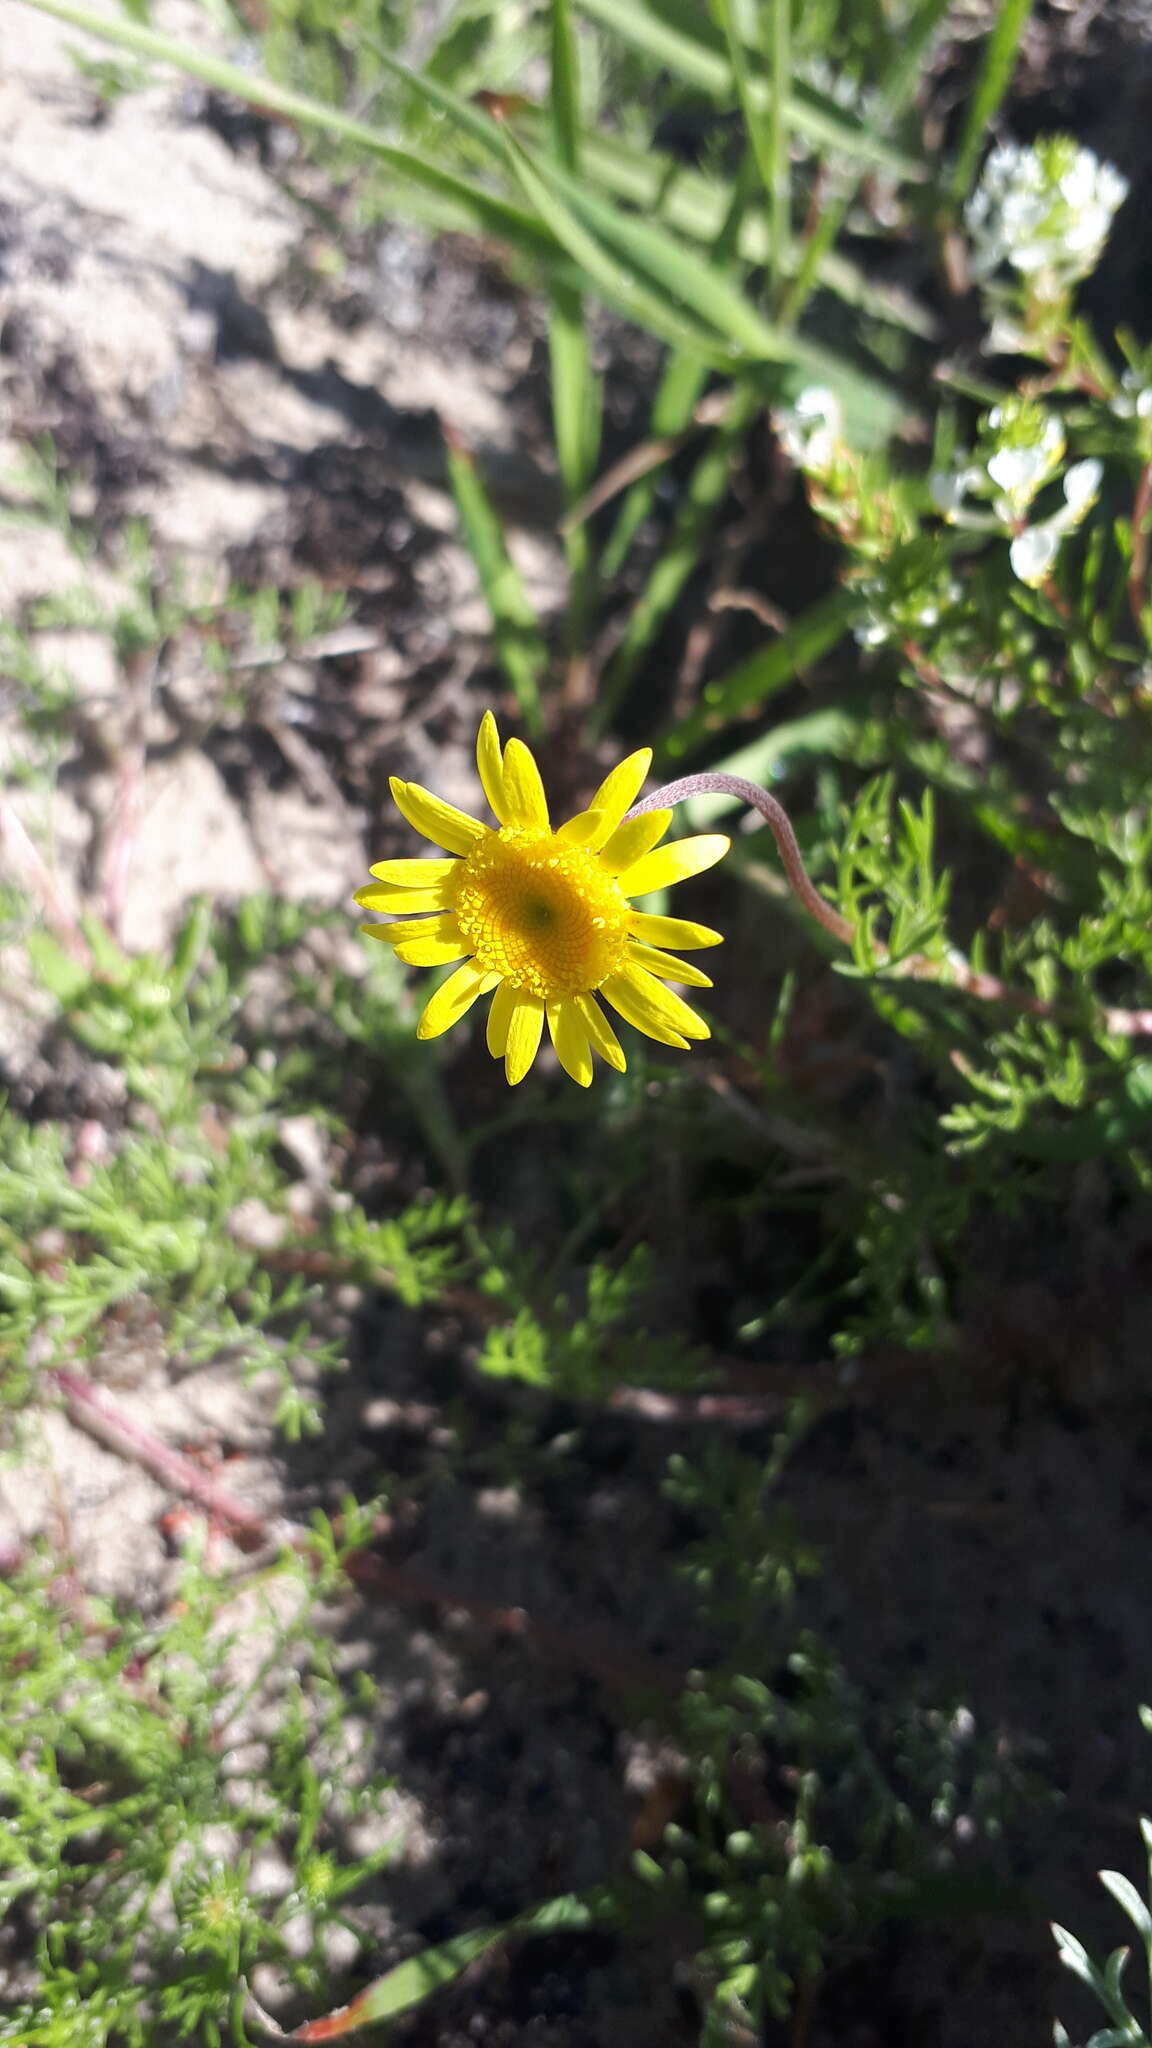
[714, 0, 777, 236]
[550, 285, 599, 649]
[550, 0, 582, 174]
[575, 0, 924, 179]
[599, 351, 712, 581]
[595, 385, 761, 730]
[947, 0, 1036, 205]
[501, 130, 731, 360]
[257, 1895, 602, 2039]
[444, 430, 547, 736]
[766, 0, 793, 291]
[658, 586, 861, 759]
[578, 0, 728, 93]
[782, 0, 953, 327]
[549, 286, 599, 504]
[512, 145, 902, 425]
[599, 155, 756, 584]
[281, 1927, 506, 2037]
[521, 120, 933, 337]
[546, 0, 602, 648]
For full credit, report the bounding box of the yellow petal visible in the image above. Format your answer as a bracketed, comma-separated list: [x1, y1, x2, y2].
[390, 776, 488, 857]
[487, 979, 517, 1058]
[601, 966, 710, 1045]
[599, 809, 671, 875]
[626, 940, 713, 989]
[586, 749, 652, 841]
[627, 912, 723, 951]
[394, 935, 470, 966]
[500, 739, 550, 831]
[416, 960, 489, 1039]
[601, 974, 688, 1049]
[547, 1000, 593, 1087]
[575, 992, 627, 1072]
[378, 911, 461, 945]
[476, 711, 508, 823]
[618, 834, 730, 898]
[354, 884, 451, 914]
[555, 807, 609, 848]
[505, 995, 545, 1085]
[384, 913, 468, 967]
[367, 858, 460, 888]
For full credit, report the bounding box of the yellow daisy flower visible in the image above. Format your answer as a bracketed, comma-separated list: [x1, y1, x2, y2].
[355, 713, 730, 1087]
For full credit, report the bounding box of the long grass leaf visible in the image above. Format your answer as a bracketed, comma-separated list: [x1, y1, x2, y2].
[251, 1895, 600, 2039]
[549, 0, 582, 174]
[501, 131, 730, 360]
[443, 429, 547, 735]
[714, 0, 777, 227]
[782, 0, 953, 326]
[599, 154, 756, 583]
[575, 0, 924, 179]
[595, 386, 761, 729]
[520, 120, 934, 337]
[659, 587, 860, 759]
[546, 0, 600, 643]
[766, 0, 793, 290]
[947, 0, 1036, 205]
[515, 148, 902, 426]
[549, 289, 598, 504]
[546, 0, 600, 505]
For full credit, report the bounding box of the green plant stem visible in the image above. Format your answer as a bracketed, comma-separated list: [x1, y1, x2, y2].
[594, 385, 761, 731]
[767, 0, 793, 297]
[947, 0, 1036, 207]
[630, 775, 1152, 1037]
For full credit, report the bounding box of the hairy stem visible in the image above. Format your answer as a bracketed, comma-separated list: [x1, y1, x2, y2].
[629, 772, 854, 944]
[631, 772, 1152, 1038]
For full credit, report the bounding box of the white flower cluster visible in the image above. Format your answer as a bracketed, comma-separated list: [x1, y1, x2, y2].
[965, 136, 1129, 300]
[930, 400, 1102, 588]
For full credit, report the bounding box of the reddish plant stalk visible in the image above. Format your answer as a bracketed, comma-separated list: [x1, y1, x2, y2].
[632, 772, 1152, 1037]
[629, 772, 853, 944]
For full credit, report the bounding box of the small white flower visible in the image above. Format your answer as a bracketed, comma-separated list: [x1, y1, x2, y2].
[1059, 458, 1102, 521]
[1010, 523, 1062, 587]
[984, 313, 1031, 356]
[929, 469, 972, 520]
[1112, 370, 1152, 421]
[1007, 459, 1103, 587]
[855, 619, 891, 650]
[776, 386, 844, 474]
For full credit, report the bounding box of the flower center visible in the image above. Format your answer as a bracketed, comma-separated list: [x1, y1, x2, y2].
[452, 829, 631, 1000]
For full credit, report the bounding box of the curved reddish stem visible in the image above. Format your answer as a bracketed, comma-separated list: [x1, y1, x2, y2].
[629, 772, 853, 945]
[630, 770, 1152, 1037]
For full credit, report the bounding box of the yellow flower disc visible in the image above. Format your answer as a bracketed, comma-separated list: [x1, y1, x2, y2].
[451, 829, 631, 1002]
[355, 713, 730, 1085]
